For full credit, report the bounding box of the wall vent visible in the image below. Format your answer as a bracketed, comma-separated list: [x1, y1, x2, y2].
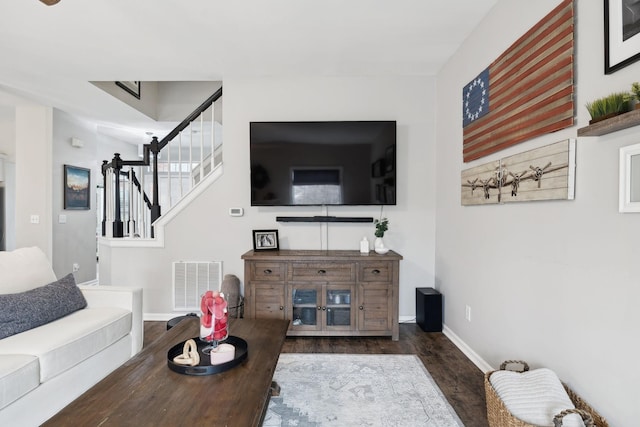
[173, 261, 222, 311]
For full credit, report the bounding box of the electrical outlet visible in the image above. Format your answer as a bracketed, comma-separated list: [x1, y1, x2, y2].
[72, 263, 80, 272]
[465, 305, 471, 322]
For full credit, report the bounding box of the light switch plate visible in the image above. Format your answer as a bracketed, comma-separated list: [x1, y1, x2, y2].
[229, 207, 244, 217]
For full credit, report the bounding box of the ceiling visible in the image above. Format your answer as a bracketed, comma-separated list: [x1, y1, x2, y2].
[0, 0, 498, 136]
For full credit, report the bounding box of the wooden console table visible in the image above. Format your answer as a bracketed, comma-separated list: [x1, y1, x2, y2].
[242, 249, 403, 340]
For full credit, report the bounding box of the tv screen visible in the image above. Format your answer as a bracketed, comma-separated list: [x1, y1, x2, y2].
[250, 121, 396, 206]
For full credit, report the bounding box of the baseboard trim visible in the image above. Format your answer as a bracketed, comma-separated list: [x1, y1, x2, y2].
[399, 315, 416, 323]
[144, 312, 196, 322]
[442, 324, 493, 373]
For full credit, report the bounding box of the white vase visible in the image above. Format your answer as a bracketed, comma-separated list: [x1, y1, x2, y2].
[374, 237, 389, 254]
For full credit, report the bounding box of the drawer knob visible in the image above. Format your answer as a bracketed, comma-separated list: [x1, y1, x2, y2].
[279, 306, 284, 310]
[322, 306, 326, 311]
[264, 269, 272, 274]
[359, 305, 364, 310]
[317, 269, 326, 274]
[317, 306, 322, 310]
[372, 269, 380, 274]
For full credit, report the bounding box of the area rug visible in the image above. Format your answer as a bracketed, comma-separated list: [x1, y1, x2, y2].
[262, 354, 464, 427]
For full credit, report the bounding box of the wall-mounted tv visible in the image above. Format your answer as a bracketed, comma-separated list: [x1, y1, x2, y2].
[250, 121, 396, 206]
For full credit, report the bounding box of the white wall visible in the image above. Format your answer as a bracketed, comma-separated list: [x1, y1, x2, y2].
[2, 93, 139, 279]
[435, 1, 639, 425]
[51, 110, 102, 283]
[100, 75, 437, 320]
[91, 81, 159, 120]
[15, 106, 53, 257]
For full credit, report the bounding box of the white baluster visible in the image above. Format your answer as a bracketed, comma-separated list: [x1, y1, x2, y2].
[139, 167, 146, 238]
[178, 132, 183, 198]
[189, 122, 193, 186]
[105, 169, 113, 238]
[214, 102, 216, 173]
[167, 138, 172, 209]
[200, 111, 204, 183]
[128, 168, 135, 237]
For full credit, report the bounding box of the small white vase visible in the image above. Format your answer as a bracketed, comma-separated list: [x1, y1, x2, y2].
[374, 237, 389, 254]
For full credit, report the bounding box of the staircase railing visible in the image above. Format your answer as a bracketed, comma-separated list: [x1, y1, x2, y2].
[101, 87, 223, 238]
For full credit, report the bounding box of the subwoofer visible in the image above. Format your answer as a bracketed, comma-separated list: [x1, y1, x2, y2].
[415, 288, 442, 332]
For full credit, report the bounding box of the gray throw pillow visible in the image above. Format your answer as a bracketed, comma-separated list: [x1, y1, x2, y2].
[0, 273, 87, 340]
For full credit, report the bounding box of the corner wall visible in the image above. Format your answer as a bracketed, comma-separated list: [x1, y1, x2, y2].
[435, 1, 639, 425]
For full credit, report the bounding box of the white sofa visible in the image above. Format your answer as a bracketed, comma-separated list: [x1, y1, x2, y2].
[0, 247, 143, 426]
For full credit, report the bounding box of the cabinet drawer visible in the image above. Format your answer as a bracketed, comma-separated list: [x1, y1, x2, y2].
[290, 263, 355, 282]
[359, 262, 392, 282]
[249, 262, 286, 281]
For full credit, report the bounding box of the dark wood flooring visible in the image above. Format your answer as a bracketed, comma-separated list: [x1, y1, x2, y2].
[144, 321, 488, 426]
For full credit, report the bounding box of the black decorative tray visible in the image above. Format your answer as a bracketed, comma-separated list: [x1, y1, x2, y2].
[167, 336, 248, 376]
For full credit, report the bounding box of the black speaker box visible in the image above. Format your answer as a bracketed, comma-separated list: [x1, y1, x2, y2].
[416, 288, 442, 332]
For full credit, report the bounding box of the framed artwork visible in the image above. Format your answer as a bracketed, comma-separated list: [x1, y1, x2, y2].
[64, 165, 90, 210]
[605, 0, 640, 73]
[619, 142, 640, 212]
[115, 81, 141, 99]
[252, 229, 279, 251]
[461, 139, 576, 206]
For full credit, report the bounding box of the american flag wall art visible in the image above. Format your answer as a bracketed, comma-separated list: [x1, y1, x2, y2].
[462, 0, 574, 163]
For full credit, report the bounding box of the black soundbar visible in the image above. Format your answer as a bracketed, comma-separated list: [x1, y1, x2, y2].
[276, 216, 374, 223]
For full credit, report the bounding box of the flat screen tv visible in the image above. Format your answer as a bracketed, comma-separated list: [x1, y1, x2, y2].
[250, 121, 396, 206]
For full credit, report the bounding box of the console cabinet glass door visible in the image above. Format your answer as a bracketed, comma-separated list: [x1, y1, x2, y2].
[325, 284, 354, 331]
[289, 283, 321, 331]
[289, 283, 355, 331]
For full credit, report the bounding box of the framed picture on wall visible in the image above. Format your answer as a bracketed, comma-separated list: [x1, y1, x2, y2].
[64, 165, 90, 210]
[605, 0, 640, 73]
[115, 81, 141, 99]
[252, 229, 279, 251]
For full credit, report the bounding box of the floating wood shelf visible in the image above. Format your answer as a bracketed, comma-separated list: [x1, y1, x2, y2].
[577, 108, 640, 137]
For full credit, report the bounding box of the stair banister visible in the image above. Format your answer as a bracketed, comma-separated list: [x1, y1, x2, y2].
[102, 86, 222, 239]
[156, 87, 222, 150]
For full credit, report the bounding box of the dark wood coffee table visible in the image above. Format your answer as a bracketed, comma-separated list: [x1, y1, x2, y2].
[44, 317, 289, 426]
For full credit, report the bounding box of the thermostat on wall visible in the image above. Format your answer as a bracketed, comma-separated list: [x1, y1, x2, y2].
[229, 207, 244, 217]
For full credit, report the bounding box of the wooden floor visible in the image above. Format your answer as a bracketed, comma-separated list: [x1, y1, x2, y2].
[144, 321, 488, 426]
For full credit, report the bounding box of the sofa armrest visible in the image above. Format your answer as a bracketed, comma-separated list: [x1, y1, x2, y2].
[78, 285, 143, 356]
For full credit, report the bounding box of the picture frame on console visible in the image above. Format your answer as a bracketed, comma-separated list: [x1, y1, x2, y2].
[63, 164, 90, 210]
[605, 0, 640, 73]
[252, 229, 279, 251]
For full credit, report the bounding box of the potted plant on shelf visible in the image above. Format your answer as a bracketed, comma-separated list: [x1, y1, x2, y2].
[585, 91, 632, 124]
[373, 217, 389, 254]
[631, 82, 640, 109]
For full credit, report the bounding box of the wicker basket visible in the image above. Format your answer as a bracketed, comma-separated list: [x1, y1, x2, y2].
[485, 361, 608, 427]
